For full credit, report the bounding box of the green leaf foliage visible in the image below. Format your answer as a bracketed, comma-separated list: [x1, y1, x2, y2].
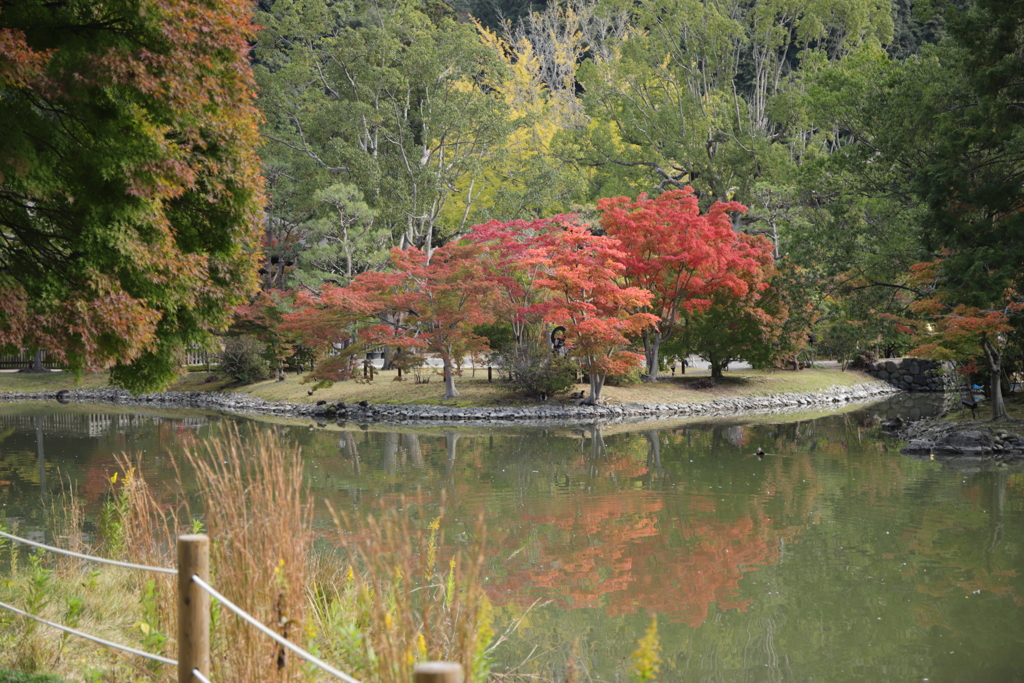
[0, 0, 265, 392]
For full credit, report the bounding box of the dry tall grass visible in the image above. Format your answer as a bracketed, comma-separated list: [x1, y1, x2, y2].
[1, 429, 494, 683]
[309, 505, 492, 683]
[182, 427, 312, 682]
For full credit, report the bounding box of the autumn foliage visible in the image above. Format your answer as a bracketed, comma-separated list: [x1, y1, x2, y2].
[599, 189, 776, 379]
[901, 258, 1022, 419]
[282, 186, 786, 402]
[0, 0, 264, 391]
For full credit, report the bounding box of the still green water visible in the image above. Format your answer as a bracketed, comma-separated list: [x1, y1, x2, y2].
[2, 395, 1023, 682]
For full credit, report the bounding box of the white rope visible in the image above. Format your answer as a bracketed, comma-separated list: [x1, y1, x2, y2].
[190, 575, 362, 683]
[0, 530, 177, 575]
[191, 669, 213, 683]
[0, 599, 177, 666]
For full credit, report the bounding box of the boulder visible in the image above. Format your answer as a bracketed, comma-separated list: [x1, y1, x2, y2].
[934, 430, 993, 454]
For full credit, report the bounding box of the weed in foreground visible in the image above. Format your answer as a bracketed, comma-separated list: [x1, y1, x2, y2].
[0, 429, 496, 683]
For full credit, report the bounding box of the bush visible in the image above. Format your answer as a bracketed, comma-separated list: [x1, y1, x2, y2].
[606, 363, 643, 386]
[219, 335, 272, 383]
[849, 351, 878, 370]
[494, 342, 579, 398]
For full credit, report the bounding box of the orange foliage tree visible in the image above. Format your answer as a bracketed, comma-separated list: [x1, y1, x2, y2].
[598, 188, 770, 380]
[902, 259, 1021, 420]
[466, 216, 572, 346]
[286, 242, 498, 399]
[535, 225, 658, 403]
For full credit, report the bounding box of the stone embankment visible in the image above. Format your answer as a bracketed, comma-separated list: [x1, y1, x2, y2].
[898, 418, 1024, 471]
[899, 418, 1024, 457]
[1, 381, 899, 425]
[863, 358, 945, 392]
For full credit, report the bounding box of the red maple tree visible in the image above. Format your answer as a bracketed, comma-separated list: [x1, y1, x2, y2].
[598, 188, 769, 380]
[287, 241, 498, 398]
[535, 225, 658, 403]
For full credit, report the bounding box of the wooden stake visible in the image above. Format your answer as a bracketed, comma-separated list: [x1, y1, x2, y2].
[414, 662, 463, 683]
[178, 535, 210, 683]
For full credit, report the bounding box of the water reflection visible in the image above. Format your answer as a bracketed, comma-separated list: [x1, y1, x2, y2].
[1, 396, 1022, 682]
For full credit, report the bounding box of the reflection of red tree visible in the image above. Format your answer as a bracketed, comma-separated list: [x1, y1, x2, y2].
[487, 493, 789, 627]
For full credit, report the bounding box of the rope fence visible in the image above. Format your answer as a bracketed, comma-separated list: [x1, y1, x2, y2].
[0, 530, 463, 683]
[190, 574, 362, 683]
[0, 530, 177, 575]
[0, 598, 178, 666]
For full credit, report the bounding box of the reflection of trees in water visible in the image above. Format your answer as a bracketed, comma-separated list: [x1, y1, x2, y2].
[10, 406, 1024, 681]
[403, 433, 423, 466]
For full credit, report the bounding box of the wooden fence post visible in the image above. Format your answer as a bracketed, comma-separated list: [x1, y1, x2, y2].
[414, 662, 463, 683]
[178, 534, 210, 683]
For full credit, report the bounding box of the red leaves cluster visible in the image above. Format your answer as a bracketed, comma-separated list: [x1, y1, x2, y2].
[286, 186, 775, 397]
[598, 188, 770, 332]
[533, 224, 657, 376]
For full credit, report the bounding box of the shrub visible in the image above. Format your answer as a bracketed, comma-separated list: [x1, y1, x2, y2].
[849, 351, 878, 370]
[218, 335, 272, 383]
[494, 341, 579, 398]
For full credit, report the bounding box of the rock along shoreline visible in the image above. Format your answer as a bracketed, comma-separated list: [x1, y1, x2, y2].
[0, 380, 900, 426]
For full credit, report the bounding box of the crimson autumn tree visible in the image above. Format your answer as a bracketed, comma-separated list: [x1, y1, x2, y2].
[369, 243, 498, 399]
[536, 225, 658, 404]
[0, 0, 263, 392]
[288, 242, 498, 399]
[682, 234, 779, 379]
[467, 216, 570, 346]
[598, 188, 769, 380]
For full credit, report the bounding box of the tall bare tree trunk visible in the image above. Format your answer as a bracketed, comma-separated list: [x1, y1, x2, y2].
[981, 333, 1009, 421]
[643, 331, 662, 381]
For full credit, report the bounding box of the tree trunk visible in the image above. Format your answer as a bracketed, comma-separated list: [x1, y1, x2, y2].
[442, 358, 460, 399]
[403, 433, 424, 466]
[643, 331, 662, 381]
[444, 431, 458, 479]
[981, 333, 1009, 421]
[383, 432, 398, 477]
[644, 431, 662, 486]
[580, 372, 606, 404]
[342, 432, 360, 475]
[710, 359, 725, 380]
[589, 425, 606, 459]
[20, 349, 52, 374]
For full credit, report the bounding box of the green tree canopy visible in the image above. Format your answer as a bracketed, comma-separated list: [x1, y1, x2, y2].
[254, 0, 511, 281]
[0, 0, 264, 392]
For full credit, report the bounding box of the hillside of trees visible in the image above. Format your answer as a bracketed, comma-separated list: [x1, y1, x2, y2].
[2, 0, 1021, 414]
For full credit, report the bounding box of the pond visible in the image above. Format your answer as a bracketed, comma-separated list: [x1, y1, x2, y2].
[2, 394, 1023, 682]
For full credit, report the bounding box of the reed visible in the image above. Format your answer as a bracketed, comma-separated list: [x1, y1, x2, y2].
[0, 429, 494, 683]
[308, 504, 493, 683]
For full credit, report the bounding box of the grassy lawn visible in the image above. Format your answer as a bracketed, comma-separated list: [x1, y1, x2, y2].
[1, 365, 881, 408]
